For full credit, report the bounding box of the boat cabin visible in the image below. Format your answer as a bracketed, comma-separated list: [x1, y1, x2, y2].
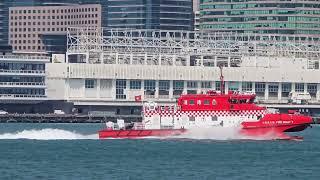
[177, 90, 265, 111]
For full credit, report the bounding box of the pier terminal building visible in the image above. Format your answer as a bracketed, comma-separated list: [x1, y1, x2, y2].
[0, 49, 49, 113]
[42, 28, 320, 115]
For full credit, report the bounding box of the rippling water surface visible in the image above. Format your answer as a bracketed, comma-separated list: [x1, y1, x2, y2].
[0, 123, 319, 180]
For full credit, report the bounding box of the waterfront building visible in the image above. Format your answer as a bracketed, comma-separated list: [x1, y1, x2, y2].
[45, 27, 320, 115]
[8, 4, 101, 54]
[200, 0, 320, 40]
[0, 51, 50, 113]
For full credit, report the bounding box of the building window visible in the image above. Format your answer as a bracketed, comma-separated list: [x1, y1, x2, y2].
[268, 83, 278, 93]
[144, 80, 155, 90]
[255, 82, 265, 97]
[85, 79, 95, 89]
[268, 83, 278, 97]
[130, 80, 141, 89]
[187, 81, 197, 89]
[215, 81, 221, 91]
[159, 80, 170, 96]
[228, 81, 239, 91]
[201, 81, 211, 88]
[159, 80, 170, 91]
[173, 81, 184, 90]
[242, 82, 252, 92]
[116, 79, 126, 99]
[307, 83, 317, 97]
[173, 80, 184, 96]
[144, 80, 155, 96]
[295, 83, 304, 92]
[255, 82, 265, 93]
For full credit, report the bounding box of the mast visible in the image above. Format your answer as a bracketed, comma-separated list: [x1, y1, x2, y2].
[219, 65, 224, 94]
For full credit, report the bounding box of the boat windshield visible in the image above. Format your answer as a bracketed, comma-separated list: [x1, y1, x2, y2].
[249, 98, 255, 103]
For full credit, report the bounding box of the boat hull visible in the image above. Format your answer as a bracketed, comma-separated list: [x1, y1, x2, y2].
[240, 124, 310, 139]
[99, 129, 187, 139]
[99, 124, 310, 140]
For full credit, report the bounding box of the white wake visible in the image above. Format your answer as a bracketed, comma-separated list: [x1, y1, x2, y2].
[166, 126, 278, 141]
[0, 127, 288, 141]
[0, 128, 98, 140]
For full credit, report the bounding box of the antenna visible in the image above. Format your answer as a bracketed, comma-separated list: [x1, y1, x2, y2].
[219, 65, 224, 94]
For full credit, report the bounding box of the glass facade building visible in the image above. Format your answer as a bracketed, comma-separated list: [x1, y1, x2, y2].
[107, 0, 193, 30]
[200, 0, 320, 39]
[0, 2, 7, 46]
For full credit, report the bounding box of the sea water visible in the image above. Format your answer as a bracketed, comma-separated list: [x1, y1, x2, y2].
[0, 123, 319, 180]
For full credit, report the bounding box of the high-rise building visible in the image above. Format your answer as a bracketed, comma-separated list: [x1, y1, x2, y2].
[1, 0, 57, 46]
[194, 11, 200, 31]
[9, 4, 102, 53]
[107, 0, 193, 31]
[193, 0, 200, 31]
[0, 0, 104, 47]
[0, 2, 7, 46]
[200, 0, 320, 39]
[1, 0, 193, 51]
[193, 0, 199, 12]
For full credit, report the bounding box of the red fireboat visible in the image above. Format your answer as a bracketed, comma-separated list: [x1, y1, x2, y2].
[99, 66, 313, 140]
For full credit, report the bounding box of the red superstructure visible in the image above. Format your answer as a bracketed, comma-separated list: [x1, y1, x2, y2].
[99, 67, 313, 140]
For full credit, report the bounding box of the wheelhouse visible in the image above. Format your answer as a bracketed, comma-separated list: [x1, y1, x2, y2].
[177, 91, 265, 111]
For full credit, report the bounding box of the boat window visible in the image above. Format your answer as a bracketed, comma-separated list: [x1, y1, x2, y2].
[189, 100, 195, 105]
[212, 116, 217, 121]
[212, 99, 217, 105]
[230, 99, 238, 104]
[249, 98, 254, 103]
[149, 104, 155, 110]
[197, 100, 201, 105]
[204, 99, 210, 105]
[239, 99, 247, 104]
[189, 116, 195, 121]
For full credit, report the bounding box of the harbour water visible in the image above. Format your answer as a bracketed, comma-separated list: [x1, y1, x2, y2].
[0, 123, 319, 180]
